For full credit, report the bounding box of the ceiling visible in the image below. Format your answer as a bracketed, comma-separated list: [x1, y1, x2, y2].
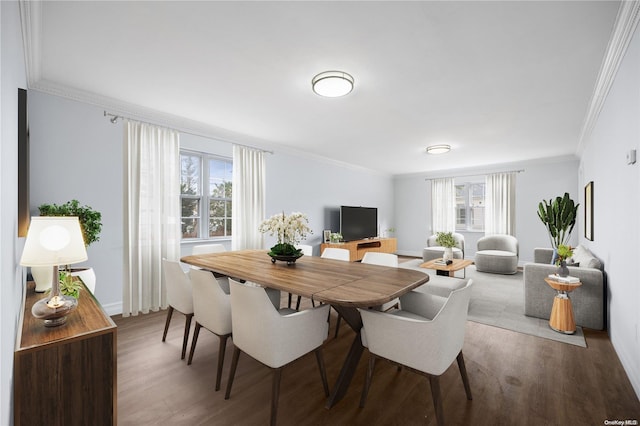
[26, 1, 621, 175]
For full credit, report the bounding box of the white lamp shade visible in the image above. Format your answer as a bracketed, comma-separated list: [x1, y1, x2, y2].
[20, 217, 88, 267]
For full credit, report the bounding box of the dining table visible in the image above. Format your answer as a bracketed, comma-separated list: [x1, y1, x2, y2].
[180, 249, 430, 408]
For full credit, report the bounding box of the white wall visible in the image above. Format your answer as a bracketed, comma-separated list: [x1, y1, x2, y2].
[265, 153, 394, 255]
[0, 1, 28, 424]
[28, 91, 124, 314]
[394, 156, 579, 263]
[580, 24, 640, 397]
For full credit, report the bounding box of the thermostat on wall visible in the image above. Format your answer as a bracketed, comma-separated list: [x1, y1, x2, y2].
[627, 149, 636, 165]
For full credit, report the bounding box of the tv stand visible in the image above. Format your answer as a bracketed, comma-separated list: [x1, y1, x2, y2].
[320, 237, 397, 262]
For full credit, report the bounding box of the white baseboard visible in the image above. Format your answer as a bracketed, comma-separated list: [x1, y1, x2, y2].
[613, 338, 640, 401]
[102, 302, 122, 317]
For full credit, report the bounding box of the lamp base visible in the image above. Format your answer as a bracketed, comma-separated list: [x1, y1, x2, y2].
[31, 294, 78, 327]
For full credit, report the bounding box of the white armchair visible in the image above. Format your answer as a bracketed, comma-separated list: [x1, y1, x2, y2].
[187, 268, 232, 391]
[359, 279, 474, 426]
[225, 279, 330, 426]
[161, 259, 195, 360]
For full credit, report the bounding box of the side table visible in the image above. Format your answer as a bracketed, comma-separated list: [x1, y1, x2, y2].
[544, 277, 582, 334]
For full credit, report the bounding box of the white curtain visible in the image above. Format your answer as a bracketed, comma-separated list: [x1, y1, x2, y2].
[485, 172, 516, 235]
[431, 178, 456, 233]
[123, 120, 181, 317]
[232, 145, 265, 250]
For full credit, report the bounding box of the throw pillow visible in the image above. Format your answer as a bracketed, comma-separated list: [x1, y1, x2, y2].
[572, 245, 602, 269]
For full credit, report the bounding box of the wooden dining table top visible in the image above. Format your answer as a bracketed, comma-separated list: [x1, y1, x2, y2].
[180, 249, 429, 308]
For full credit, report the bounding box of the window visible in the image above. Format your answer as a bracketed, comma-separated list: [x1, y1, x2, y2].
[180, 150, 232, 239]
[455, 182, 485, 231]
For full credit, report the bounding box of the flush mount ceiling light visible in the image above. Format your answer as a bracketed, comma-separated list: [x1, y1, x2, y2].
[426, 144, 451, 155]
[311, 71, 354, 97]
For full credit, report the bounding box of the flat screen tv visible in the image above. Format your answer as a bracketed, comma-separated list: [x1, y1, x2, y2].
[340, 206, 378, 241]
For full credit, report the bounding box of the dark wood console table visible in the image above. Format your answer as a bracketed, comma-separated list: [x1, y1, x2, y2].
[14, 281, 117, 426]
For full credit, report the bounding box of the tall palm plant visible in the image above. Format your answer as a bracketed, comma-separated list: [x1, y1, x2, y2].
[537, 193, 579, 249]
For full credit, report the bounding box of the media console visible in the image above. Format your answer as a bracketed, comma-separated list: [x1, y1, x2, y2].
[320, 237, 397, 262]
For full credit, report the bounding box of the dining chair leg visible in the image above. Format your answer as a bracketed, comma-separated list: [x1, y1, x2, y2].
[334, 314, 342, 338]
[287, 293, 293, 309]
[187, 322, 202, 365]
[215, 334, 230, 391]
[359, 354, 376, 407]
[225, 346, 242, 400]
[456, 351, 473, 400]
[162, 305, 174, 342]
[315, 348, 330, 397]
[428, 375, 444, 426]
[181, 313, 194, 360]
[295, 295, 302, 311]
[270, 367, 283, 426]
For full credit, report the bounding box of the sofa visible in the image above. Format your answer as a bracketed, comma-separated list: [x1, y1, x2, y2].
[523, 246, 604, 330]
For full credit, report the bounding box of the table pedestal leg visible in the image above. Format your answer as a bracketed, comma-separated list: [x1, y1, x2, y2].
[326, 305, 364, 409]
[549, 293, 576, 334]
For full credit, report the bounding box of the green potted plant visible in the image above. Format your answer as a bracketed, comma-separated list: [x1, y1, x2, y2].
[435, 231, 456, 261]
[34, 200, 103, 293]
[537, 192, 579, 250]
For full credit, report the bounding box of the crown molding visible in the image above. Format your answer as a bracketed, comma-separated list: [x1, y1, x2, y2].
[19, 0, 42, 87]
[577, 0, 640, 154]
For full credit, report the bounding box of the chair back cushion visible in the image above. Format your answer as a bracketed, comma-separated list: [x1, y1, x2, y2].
[190, 268, 231, 335]
[192, 244, 226, 255]
[362, 252, 398, 267]
[229, 279, 329, 368]
[162, 259, 194, 314]
[477, 234, 518, 255]
[360, 280, 473, 376]
[321, 247, 350, 261]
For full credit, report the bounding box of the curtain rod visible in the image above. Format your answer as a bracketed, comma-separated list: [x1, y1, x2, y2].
[424, 169, 524, 181]
[103, 111, 274, 154]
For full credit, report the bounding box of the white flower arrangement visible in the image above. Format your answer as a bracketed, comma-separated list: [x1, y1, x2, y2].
[258, 211, 312, 256]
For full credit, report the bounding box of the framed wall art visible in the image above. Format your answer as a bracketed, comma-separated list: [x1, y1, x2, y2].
[585, 181, 594, 241]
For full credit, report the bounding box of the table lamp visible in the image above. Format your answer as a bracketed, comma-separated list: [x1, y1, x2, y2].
[20, 217, 88, 327]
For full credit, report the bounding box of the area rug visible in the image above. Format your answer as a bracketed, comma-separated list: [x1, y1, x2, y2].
[400, 259, 587, 347]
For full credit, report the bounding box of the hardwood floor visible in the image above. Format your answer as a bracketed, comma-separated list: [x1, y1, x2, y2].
[114, 298, 640, 425]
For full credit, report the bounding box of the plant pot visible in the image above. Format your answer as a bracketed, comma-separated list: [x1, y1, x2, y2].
[69, 267, 96, 293]
[556, 261, 570, 278]
[268, 253, 303, 265]
[442, 247, 454, 262]
[31, 266, 53, 293]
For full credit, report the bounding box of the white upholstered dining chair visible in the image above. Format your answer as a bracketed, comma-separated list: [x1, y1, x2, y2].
[361, 252, 400, 312]
[321, 247, 350, 337]
[289, 244, 314, 309]
[321, 247, 350, 261]
[191, 243, 226, 255]
[161, 259, 195, 360]
[359, 279, 474, 426]
[187, 268, 232, 391]
[225, 279, 330, 426]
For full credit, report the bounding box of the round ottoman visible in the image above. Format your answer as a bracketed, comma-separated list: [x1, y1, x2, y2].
[475, 250, 518, 274]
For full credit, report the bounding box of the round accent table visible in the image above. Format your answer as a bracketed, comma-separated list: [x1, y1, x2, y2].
[544, 277, 582, 334]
